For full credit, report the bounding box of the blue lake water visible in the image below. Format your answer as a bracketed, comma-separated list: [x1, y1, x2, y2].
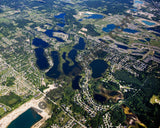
[62, 49, 82, 76]
[63, 60, 73, 75]
[145, 38, 150, 42]
[8, 108, 42, 128]
[138, 39, 146, 43]
[130, 47, 137, 50]
[78, 19, 83, 22]
[102, 24, 116, 32]
[135, 0, 143, 4]
[57, 23, 65, 27]
[85, 14, 104, 19]
[147, 26, 160, 34]
[72, 75, 81, 90]
[73, 37, 86, 50]
[54, 13, 66, 27]
[132, 50, 148, 55]
[62, 52, 66, 60]
[116, 44, 128, 50]
[46, 51, 61, 79]
[130, 8, 138, 12]
[123, 28, 139, 33]
[45, 29, 65, 42]
[94, 94, 106, 103]
[90, 59, 108, 78]
[154, 51, 160, 59]
[53, 36, 65, 42]
[99, 39, 108, 44]
[153, 32, 160, 37]
[155, 51, 160, 56]
[68, 49, 77, 63]
[45, 29, 54, 37]
[54, 13, 66, 19]
[63, 49, 77, 75]
[154, 55, 160, 59]
[32, 38, 49, 48]
[34, 48, 50, 70]
[142, 20, 155, 26]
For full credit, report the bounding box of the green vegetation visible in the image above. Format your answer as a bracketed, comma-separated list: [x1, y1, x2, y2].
[41, 103, 70, 128]
[103, 81, 120, 91]
[60, 85, 75, 105]
[110, 107, 126, 126]
[39, 85, 49, 92]
[85, 24, 100, 36]
[0, 0, 160, 127]
[150, 95, 160, 104]
[94, 50, 108, 58]
[47, 87, 64, 102]
[2, 77, 15, 87]
[0, 9, 3, 13]
[0, 92, 21, 107]
[15, 19, 32, 28]
[0, 22, 16, 36]
[41, 104, 61, 128]
[85, 0, 133, 15]
[125, 75, 160, 128]
[0, 107, 5, 116]
[65, 10, 82, 30]
[114, 69, 142, 86]
[86, 113, 104, 128]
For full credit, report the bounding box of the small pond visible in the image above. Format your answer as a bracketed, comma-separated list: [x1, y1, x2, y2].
[8, 108, 42, 128]
[142, 20, 155, 26]
[34, 48, 50, 70]
[102, 24, 116, 33]
[90, 59, 108, 78]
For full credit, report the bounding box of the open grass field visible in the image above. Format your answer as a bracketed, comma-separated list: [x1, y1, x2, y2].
[0, 107, 5, 116]
[0, 92, 21, 107]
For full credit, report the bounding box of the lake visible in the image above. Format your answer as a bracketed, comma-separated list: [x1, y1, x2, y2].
[153, 32, 160, 37]
[72, 75, 82, 90]
[78, 19, 83, 22]
[63, 60, 73, 75]
[62, 50, 82, 76]
[85, 14, 104, 19]
[94, 94, 106, 103]
[142, 20, 155, 26]
[8, 108, 42, 128]
[145, 38, 150, 42]
[45, 29, 54, 37]
[130, 8, 138, 12]
[73, 37, 86, 50]
[147, 26, 160, 34]
[116, 44, 128, 50]
[68, 49, 77, 63]
[54, 13, 66, 19]
[34, 48, 50, 70]
[32, 38, 49, 48]
[62, 49, 77, 75]
[154, 51, 160, 59]
[53, 36, 65, 42]
[135, 0, 143, 4]
[138, 39, 146, 43]
[102, 24, 116, 32]
[54, 13, 66, 27]
[123, 28, 139, 33]
[45, 29, 65, 42]
[46, 51, 61, 79]
[90, 59, 108, 78]
[57, 23, 65, 27]
[62, 52, 66, 60]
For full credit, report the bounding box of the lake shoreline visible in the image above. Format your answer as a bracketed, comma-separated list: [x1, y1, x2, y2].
[0, 96, 50, 128]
